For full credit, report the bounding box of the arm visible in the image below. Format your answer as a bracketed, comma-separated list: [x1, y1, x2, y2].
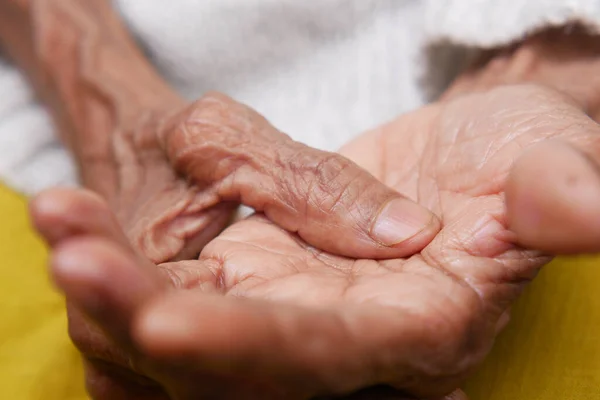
[1, 0, 440, 260]
[0, 0, 182, 197]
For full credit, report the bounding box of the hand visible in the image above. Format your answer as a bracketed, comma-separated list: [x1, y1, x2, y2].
[96, 91, 439, 263]
[33, 83, 600, 399]
[437, 25, 600, 255]
[31, 91, 447, 400]
[12, 2, 446, 397]
[0, 0, 438, 263]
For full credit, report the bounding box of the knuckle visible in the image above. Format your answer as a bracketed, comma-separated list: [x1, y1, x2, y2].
[288, 151, 346, 211]
[168, 127, 246, 182]
[189, 91, 237, 122]
[166, 92, 239, 148]
[166, 93, 283, 183]
[295, 150, 376, 219]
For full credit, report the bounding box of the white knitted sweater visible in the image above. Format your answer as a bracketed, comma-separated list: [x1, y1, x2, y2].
[1, 0, 599, 194]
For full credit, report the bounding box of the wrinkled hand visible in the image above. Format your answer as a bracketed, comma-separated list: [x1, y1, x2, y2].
[103, 92, 437, 264]
[33, 91, 444, 399]
[33, 84, 600, 399]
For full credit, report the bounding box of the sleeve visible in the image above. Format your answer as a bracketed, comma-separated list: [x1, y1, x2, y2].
[0, 57, 78, 195]
[421, 0, 600, 100]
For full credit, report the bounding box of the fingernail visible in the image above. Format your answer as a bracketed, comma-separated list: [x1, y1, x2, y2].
[370, 198, 434, 246]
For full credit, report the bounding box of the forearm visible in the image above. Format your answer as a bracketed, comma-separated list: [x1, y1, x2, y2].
[443, 26, 600, 119]
[0, 0, 182, 193]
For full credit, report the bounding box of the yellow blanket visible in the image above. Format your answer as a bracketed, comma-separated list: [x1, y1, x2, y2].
[0, 184, 598, 400]
[0, 185, 85, 399]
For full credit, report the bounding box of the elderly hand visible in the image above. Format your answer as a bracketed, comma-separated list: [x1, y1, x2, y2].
[30, 91, 447, 400]
[100, 91, 439, 263]
[33, 82, 600, 399]
[0, 0, 439, 262]
[439, 26, 600, 255]
[8, 2, 442, 398]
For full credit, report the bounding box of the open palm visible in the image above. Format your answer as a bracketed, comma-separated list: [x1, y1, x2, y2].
[34, 85, 599, 399]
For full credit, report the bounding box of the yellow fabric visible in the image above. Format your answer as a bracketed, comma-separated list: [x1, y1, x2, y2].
[464, 256, 600, 400]
[0, 182, 598, 400]
[0, 185, 86, 400]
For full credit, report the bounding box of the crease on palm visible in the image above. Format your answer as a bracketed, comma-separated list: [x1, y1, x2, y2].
[53, 86, 588, 398]
[143, 91, 564, 397]
[187, 121, 523, 308]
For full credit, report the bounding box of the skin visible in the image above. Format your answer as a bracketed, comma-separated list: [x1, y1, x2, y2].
[0, 0, 438, 264]
[0, 0, 436, 398]
[32, 82, 600, 399]
[18, 6, 600, 400]
[439, 25, 600, 254]
[0, 1, 452, 398]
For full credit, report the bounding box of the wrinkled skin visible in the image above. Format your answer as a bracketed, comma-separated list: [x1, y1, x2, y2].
[105, 92, 437, 265]
[32, 84, 600, 399]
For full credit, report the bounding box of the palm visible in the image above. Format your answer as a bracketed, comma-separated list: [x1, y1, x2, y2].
[37, 85, 598, 399]
[198, 84, 562, 324]
[165, 85, 594, 396]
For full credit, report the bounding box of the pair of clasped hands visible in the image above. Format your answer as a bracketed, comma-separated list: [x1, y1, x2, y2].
[30, 37, 600, 400]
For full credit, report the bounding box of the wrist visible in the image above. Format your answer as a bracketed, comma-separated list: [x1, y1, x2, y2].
[443, 25, 600, 119]
[77, 99, 184, 200]
[59, 27, 185, 198]
[0, 0, 186, 197]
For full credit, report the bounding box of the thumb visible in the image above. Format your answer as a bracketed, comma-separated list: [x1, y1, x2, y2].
[159, 92, 440, 259]
[506, 140, 600, 254]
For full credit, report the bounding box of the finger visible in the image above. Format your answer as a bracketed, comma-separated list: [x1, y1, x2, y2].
[31, 187, 171, 383]
[159, 92, 440, 259]
[506, 140, 600, 253]
[30, 187, 131, 248]
[133, 292, 474, 398]
[35, 189, 165, 345]
[134, 292, 363, 397]
[50, 236, 164, 348]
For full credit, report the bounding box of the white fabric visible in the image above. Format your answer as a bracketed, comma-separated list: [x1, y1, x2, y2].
[1, 0, 600, 195]
[425, 0, 600, 47]
[0, 60, 77, 193]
